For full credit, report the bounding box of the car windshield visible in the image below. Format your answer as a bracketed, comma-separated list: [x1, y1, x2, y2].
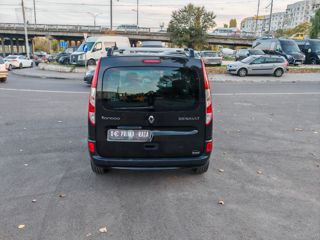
[6, 56, 17, 60]
[280, 40, 300, 53]
[102, 67, 199, 111]
[249, 49, 265, 55]
[310, 40, 320, 52]
[241, 56, 255, 63]
[77, 42, 95, 52]
[202, 52, 217, 57]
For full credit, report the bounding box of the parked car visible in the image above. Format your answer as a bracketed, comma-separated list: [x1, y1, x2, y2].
[200, 51, 222, 65]
[34, 53, 48, 66]
[88, 48, 213, 174]
[0, 57, 8, 82]
[140, 41, 163, 48]
[294, 39, 320, 64]
[58, 55, 71, 65]
[84, 69, 95, 84]
[4, 55, 33, 70]
[235, 49, 265, 61]
[70, 36, 130, 66]
[290, 33, 305, 40]
[56, 47, 78, 62]
[226, 55, 289, 77]
[253, 38, 305, 65]
[48, 53, 58, 62]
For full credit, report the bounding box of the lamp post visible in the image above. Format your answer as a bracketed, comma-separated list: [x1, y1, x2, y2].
[87, 12, 101, 26]
[131, 0, 139, 33]
[21, 0, 30, 58]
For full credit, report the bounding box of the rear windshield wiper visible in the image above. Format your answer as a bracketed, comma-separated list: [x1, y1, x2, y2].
[113, 106, 155, 110]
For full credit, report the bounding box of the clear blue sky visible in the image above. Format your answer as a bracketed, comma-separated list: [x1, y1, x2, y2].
[0, 0, 300, 30]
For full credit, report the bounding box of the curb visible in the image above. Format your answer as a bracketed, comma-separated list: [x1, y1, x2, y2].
[10, 70, 82, 80]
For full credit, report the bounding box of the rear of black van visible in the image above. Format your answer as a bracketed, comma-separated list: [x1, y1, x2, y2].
[88, 55, 213, 173]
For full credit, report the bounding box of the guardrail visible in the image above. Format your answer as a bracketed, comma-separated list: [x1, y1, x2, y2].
[0, 23, 151, 34]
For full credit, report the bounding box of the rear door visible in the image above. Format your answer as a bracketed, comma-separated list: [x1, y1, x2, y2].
[248, 57, 266, 74]
[95, 56, 206, 158]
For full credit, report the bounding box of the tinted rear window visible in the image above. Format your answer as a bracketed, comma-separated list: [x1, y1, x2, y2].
[101, 67, 199, 111]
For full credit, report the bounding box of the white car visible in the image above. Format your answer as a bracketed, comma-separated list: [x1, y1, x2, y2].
[0, 57, 8, 82]
[5, 55, 33, 70]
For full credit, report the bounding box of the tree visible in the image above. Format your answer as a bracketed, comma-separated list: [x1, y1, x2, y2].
[223, 24, 228, 28]
[310, 9, 320, 39]
[284, 22, 311, 36]
[274, 29, 284, 38]
[167, 4, 216, 49]
[229, 19, 237, 28]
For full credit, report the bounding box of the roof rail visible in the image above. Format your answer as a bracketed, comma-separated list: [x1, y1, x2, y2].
[107, 47, 195, 57]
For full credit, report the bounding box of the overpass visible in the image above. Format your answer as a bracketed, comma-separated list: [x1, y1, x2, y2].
[0, 23, 256, 56]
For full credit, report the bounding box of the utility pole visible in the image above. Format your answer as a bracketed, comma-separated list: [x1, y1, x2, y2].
[268, 0, 274, 33]
[110, 0, 113, 30]
[255, 0, 260, 35]
[136, 0, 139, 33]
[33, 0, 37, 25]
[21, 0, 30, 58]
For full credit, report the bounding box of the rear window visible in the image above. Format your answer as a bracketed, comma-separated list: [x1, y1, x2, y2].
[101, 67, 200, 111]
[202, 52, 217, 57]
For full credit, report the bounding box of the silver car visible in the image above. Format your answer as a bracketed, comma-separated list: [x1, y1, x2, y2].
[226, 55, 289, 77]
[200, 51, 222, 66]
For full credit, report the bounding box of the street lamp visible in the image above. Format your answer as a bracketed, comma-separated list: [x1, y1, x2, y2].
[87, 12, 101, 26]
[131, 0, 139, 33]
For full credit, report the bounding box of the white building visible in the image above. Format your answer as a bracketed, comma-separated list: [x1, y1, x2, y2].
[240, 0, 320, 34]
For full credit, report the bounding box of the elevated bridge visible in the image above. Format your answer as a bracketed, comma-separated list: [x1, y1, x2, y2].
[0, 23, 256, 56]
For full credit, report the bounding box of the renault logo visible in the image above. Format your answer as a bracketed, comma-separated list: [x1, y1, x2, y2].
[148, 115, 155, 124]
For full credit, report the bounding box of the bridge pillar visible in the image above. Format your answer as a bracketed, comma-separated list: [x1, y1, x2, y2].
[1, 37, 5, 57]
[16, 38, 20, 54]
[10, 38, 14, 55]
[49, 39, 53, 54]
[57, 40, 60, 52]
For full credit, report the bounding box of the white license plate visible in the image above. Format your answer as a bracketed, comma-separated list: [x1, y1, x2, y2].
[107, 129, 152, 142]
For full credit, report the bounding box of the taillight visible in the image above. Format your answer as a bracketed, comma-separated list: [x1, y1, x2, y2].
[5, 65, 8, 70]
[142, 59, 161, 63]
[88, 58, 101, 125]
[201, 59, 213, 125]
[206, 141, 213, 152]
[34, 57, 37, 60]
[88, 142, 95, 152]
[285, 59, 289, 66]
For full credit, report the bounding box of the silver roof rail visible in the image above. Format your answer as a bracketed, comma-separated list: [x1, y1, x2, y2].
[107, 47, 195, 57]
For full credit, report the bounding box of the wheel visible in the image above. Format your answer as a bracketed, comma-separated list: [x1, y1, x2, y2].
[63, 59, 69, 65]
[0, 78, 6, 83]
[90, 159, 106, 174]
[274, 68, 284, 77]
[310, 58, 317, 65]
[30, 62, 33, 68]
[238, 68, 247, 77]
[8, 65, 12, 71]
[87, 59, 96, 66]
[192, 161, 210, 174]
[19, 63, 23, 69]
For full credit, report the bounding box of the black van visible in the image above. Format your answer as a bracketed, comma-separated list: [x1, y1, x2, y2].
[294, 39, 320, 64]
[87, 48, 213, 174]
[253, 38, 305, 65]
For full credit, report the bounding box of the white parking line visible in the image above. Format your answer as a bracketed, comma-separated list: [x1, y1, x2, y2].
[1, 87, 320, 96]
[0, 88, 88, 94]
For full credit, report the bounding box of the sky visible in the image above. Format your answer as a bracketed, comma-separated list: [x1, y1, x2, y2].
[0, 0, 302, 31]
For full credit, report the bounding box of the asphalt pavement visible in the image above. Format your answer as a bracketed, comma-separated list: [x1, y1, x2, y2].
[0, 73, 319, 240]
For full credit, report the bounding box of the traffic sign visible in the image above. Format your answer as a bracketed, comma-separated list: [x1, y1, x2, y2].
[83, 43, 88, 53]
[60, 41, 67, 48]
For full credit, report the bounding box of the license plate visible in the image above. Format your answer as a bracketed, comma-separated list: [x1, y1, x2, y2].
[107, 129, 152, 142]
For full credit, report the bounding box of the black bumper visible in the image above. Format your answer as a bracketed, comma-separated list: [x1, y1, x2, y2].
[89, 141, 211, 169]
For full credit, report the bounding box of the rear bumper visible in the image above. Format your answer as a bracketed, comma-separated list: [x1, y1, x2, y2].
[89, 140, 211, 169]
[0, 71, 8, 78]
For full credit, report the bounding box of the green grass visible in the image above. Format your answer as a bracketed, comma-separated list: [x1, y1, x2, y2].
[46, 62, 85, 68]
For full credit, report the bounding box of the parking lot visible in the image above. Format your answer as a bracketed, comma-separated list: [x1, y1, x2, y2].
[0, 73, 319, 240]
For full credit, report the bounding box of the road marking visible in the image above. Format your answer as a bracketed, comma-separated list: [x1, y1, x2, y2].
[213, 92, 320, 96]
[0, 88, 88, 94]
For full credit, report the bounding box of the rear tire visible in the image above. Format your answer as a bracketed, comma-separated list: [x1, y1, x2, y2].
[274, 68, 283, 77]
[30, 62, 33, 68]
[0, 78, 7, 83]
[193, 161, 210, 174]
[63, 59, 69, 65]
[8, 65, 12, 71]
[238, 68, 247, 77]
[310, 58, 317, 65]
[19, 63, 23, 69]
[90, 159, 106, 174]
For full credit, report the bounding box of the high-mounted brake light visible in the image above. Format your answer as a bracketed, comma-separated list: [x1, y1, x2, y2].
[201, 59, 213, 125]
[88, 58, 101, 125]
[142, 59, 161, 63]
